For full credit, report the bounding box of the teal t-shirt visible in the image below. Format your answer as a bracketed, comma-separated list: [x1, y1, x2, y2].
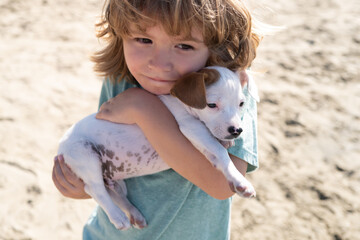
[83, 78, 258, 240]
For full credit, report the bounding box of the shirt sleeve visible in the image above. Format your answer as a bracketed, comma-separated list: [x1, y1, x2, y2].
[227, 84, 259, 173]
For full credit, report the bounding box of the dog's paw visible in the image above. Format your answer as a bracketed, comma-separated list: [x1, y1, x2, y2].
[130, 214, 147, 229]
[228, 178, 256, 198]
[109, 211, 131, 230]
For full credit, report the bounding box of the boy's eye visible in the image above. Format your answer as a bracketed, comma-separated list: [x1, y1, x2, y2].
[207, 103, 217, 108]
[176, 44, 194, 50]
[135, 38, 152, 44]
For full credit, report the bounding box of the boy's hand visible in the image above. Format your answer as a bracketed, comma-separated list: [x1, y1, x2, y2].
[52, 155, 90, 199]
[96, 88, 154, 125]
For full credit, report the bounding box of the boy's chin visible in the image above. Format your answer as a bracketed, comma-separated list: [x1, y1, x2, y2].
[153, 91, 171, 96]
[145, 87, 172, 96]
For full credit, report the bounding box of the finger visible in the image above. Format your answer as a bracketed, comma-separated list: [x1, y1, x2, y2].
[52, 157, 72, 197]
[53, 155, 80, 191]
[58, 155, 84, 188]
[52, 165, 87, 199]
[53, 156, 88, 199]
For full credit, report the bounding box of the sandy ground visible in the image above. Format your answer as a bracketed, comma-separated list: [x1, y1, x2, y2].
[0, 0, 359, 239]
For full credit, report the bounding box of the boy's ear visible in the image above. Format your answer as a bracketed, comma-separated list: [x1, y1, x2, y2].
[170, 69, 220, 109]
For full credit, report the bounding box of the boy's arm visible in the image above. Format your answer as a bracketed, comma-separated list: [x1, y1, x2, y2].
[97, 88, 247, 200]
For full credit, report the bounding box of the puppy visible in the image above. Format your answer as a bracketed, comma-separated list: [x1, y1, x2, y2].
[57, 66, 256, 230]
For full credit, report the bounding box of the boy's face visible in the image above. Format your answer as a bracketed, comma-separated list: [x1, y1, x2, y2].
[123, 23, 210, 95]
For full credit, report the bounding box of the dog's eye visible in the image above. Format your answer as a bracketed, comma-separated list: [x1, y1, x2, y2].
[239, 101, 244, 107]
[207, 103, 217, 108]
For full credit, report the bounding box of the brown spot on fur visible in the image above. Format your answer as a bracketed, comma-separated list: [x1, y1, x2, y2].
[118, 163, 124, 172]
[146, 151, 159, 165]
[127, 151, 133, 157]
[150, 151, 158, 159]
[84, 141, 100, 156]
[102, 161, 126, 179]
[105, 149, 114, 159]
[97, 144, 106, 155]
[102, 160, 116, 179]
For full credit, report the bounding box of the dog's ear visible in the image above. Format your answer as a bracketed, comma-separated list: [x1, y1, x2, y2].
[170, 69, 220, 109]
[237, 69, 260, 102]
[170, 72, 207, 109]
[199, 68, 220, 86]
[237, 70, 249, 88]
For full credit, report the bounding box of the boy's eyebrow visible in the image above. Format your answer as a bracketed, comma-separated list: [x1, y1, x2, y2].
[129, 29, 150, 37]
[177, 36, 204, 43]
[130, 28, 204, 43]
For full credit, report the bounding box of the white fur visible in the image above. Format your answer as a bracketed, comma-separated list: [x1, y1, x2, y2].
[58, 66, 256, 230]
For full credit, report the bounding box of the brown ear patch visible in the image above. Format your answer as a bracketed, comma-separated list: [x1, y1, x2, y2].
[170, 72, 207, 109]
[170, 68, 220, 109]
[199, 68, 220, 87]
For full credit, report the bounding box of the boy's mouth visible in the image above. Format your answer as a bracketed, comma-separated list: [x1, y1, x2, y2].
[147, 76, 176, 83]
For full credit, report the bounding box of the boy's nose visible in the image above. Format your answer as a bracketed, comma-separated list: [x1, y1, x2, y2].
[148, 50, 172, 72]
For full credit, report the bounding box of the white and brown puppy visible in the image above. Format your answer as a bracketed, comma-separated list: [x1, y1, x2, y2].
[57, 66, 256, 230]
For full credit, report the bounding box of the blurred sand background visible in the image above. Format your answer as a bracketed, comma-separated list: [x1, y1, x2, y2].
[0, 0, 359, 239]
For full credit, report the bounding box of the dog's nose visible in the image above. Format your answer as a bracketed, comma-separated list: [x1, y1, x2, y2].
[228, 126, 243, 136]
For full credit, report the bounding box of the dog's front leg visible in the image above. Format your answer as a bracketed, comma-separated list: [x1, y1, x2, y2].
[178, 118, 256, 198]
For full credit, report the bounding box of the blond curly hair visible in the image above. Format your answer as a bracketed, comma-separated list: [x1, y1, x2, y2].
[92, 0, 262, 83]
